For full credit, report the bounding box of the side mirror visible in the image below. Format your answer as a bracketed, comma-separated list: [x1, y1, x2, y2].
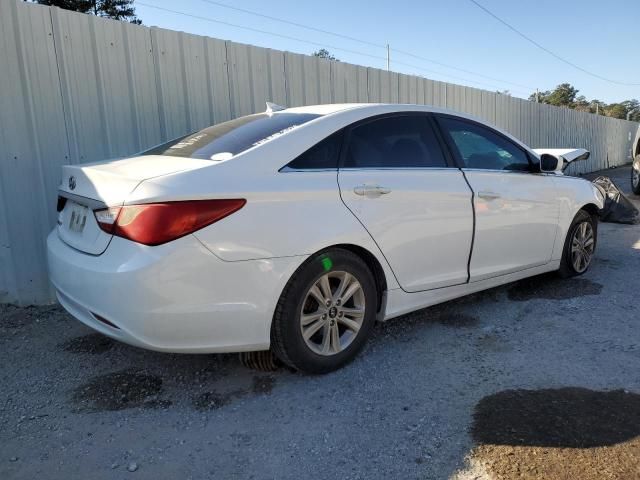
[540, 153, 562, 173]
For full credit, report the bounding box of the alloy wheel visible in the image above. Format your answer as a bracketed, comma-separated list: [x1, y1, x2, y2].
[571, 221, 595, 273]
[299, 271, 366, 356]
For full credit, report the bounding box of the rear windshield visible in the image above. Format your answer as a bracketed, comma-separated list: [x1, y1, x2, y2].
[142, 112, 321, 160]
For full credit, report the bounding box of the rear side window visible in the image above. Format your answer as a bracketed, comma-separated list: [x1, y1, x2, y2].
[142, 113, 321, 160]
[286, 130, 343, 170]
[438, 116, 531, 171]
[343, 115, 447, 168]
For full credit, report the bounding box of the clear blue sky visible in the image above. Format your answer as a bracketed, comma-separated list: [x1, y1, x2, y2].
[135, 0, 639, 103]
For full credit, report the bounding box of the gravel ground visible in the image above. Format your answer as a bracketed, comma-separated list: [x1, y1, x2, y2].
[2, 166, 640, 480]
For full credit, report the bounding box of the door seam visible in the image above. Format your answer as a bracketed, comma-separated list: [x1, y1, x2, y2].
[460, 169, 475, 284]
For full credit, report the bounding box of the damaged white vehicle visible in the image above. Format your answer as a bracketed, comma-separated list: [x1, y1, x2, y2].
[632, 126, 640, 194]
[48, 103, 604, 373]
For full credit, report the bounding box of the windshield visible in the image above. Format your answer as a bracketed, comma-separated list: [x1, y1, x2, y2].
[142, 112, 321, 160]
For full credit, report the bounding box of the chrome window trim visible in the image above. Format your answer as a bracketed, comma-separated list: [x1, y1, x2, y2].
[279, 166, 337, 173]
[339, 167, 457, 172]
[280, 166, 458, 173]
[461, 168, 534, 175]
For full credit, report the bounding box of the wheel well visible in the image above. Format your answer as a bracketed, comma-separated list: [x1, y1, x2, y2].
[581, 203, 599, 220]
[327, 244, 388, 313]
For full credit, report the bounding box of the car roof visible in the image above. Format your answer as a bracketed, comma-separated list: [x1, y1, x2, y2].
[283, 103, 371, 115]
[283, 102, 469, 117]
[281, 103, 500, 130]
[280, 103, 534, 157]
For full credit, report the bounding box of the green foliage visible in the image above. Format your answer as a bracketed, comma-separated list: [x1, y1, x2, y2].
[573, 95, 590, 113]
[621, 100, 640, 121]
[546, 83, 579, 107]
[35, 0, 141, 24]
[312, 49, 339, 61]
[529, 83, 578, 107]
[605, 103, 628, 119]
[530, 83, 639, 121]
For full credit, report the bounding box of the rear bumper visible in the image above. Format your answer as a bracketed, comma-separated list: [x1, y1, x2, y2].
[47, 231, 306, 353]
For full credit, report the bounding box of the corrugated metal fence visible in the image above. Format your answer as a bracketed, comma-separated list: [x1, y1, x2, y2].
[1, 0, 638, 305]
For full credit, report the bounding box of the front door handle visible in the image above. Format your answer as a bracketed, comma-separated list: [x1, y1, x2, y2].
[477, 191, 501, 200]
[354, 184, 392, 197]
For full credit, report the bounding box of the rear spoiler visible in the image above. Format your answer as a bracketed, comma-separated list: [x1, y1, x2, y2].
[532, 148, 590, 171]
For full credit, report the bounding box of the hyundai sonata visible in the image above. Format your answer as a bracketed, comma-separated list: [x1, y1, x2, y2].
[48, 103, 603, 373]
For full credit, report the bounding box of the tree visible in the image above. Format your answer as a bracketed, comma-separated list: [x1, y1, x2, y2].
[573, 95, 591, 113]
[35, 0, 142, 24]
[529, 89, 552, 103]
[529, 84, 578, 107]
[312, 49, 339, 61]
[621, 100, 640, 121]
[590, 99, 606, 115]
[527, 84, 640, 121]
[545, 83, 579, 107]
[605, 103, 628, 119]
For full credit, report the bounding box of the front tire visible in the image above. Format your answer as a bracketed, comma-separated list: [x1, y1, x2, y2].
[271, 249, 377, 374]
[558, 210, 597, 278]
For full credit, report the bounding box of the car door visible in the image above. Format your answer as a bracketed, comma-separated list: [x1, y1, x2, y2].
[338, 113, 474, 292]
[435, 115, 559, 282]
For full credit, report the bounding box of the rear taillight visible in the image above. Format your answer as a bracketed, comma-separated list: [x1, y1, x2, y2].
[94, 199, 246, 246]
[94, 207, 121, 232]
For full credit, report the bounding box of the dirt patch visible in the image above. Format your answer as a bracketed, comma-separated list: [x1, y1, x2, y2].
[60, 333, 114, 354]
[507, 274, 603, 301]
[72, 370, 169, 412]
[468, 387, 640, 480]
[472, 440, 640, 480]
[193, 375, 275, 411]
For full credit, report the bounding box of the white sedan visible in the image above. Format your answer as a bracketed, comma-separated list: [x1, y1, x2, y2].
[48, 103, 603, 373]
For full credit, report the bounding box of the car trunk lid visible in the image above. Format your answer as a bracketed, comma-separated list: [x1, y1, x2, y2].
[57, 155, 212, 255]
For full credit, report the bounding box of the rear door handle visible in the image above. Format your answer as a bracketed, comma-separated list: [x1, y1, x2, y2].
[477, 191, 501, 200]
[354, 184, 391, 197]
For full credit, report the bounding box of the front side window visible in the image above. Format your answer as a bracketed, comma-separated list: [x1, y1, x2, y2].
[142, 113, 321, 160]
[344, 115, 447, 168]
[438, 117, 531, 172]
